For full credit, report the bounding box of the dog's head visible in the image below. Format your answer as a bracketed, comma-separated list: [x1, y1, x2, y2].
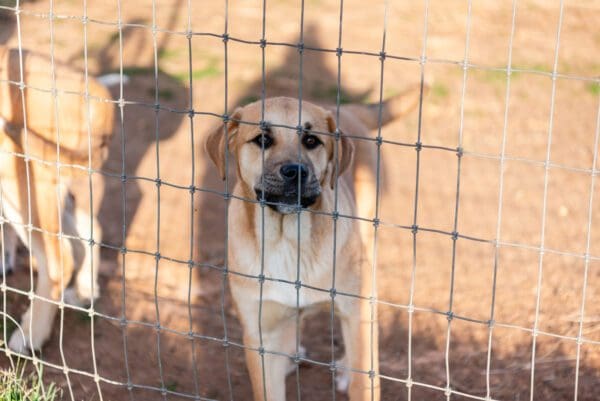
[205, 97, 353, 214]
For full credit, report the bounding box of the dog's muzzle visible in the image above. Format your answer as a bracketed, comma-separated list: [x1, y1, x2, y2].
[254, 163, 321, 214]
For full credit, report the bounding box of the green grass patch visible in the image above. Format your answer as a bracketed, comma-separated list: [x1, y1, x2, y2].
[191, 61, 220, 80]
[159, 88, 175, 101]
[106, 64, 219, 91]
[431, 82, 449, 98]
[522, 63, 553, 74]
[586, 82, 600, 96]
[172, 58, 221, 84]
[118, 66, 156, 77]
[478, 69, 511, 84]
[152, 88, 175, 101]
[158, 48, 182, 61]
[0, 362, 61, 401]
[238, 95, 261, 105]
[383, 87, 401, 99]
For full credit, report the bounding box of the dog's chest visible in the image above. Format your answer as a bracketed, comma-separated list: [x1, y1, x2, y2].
[262, 237, 333, 307]
[231, 211, 346, 308]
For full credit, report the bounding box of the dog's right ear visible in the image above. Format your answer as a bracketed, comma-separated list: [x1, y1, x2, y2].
[205, 108, 243, 180]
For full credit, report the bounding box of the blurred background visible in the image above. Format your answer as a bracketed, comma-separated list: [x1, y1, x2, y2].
[0, 0, 599, 400]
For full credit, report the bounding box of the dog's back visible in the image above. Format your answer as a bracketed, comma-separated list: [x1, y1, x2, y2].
[325, 86, 425, 224]
[0, 45, 114, 169]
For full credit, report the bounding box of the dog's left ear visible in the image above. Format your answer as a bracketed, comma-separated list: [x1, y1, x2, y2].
[326, 113, 355, 189]
[205, 107, 243, 180]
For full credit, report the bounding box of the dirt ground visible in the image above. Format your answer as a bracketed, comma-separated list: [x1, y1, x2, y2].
[1, 0, 599, 400]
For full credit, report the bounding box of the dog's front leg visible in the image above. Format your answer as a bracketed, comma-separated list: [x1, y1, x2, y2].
[236, 299, 297, 401]
[70, 172, 104, 304]
[61, 206, 102, 306]
[8, 185, 75, 354]
[8, 230, 74, 353]
[8, 244, 57, 354]
[338, 295, 380, 401]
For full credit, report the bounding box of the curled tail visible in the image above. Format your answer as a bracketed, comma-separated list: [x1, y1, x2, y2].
[341, 82, 429, 130]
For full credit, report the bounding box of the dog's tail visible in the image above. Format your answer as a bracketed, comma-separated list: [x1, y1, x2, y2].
[341, 82, 429, 130]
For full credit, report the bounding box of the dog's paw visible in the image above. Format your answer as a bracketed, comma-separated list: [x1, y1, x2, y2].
[8, 330, 32, 356]
[335, 361, 350, 393]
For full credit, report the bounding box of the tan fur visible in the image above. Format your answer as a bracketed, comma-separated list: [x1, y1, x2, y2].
[0, 47, 113, 354]
[206, 84, 423, 399]
[0, 46, 114, 168]
[205, 93, 427, 401]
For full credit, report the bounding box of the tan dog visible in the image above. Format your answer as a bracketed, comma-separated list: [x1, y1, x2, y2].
[206, 89, 422, 400]
[0, 46, 115, 354]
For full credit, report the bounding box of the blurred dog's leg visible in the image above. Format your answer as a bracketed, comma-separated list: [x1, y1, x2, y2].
[8, 184, 75, 354]
[237, 300, 296, 401]
[338, 293, 380, 401]
[70, 206, 101, 304]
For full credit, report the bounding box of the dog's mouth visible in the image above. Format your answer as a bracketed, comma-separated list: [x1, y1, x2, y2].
[254, 185, 321, 214]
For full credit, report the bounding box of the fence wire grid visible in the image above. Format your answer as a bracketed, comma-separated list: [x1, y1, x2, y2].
[0, 0, 599, 401]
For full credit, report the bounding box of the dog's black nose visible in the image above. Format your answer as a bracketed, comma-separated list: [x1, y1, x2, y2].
[280, 163, 309, 183]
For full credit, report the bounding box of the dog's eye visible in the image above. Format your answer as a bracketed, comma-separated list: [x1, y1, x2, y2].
[251, 134, 274, 149]
[302, 134, 322, 150]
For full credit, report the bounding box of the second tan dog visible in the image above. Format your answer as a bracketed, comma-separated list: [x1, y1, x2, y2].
[206, 88, 423, 400]
[0, 46, 115, 354]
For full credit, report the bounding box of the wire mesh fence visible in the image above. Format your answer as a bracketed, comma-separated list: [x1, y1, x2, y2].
[0, 0, 598, 400]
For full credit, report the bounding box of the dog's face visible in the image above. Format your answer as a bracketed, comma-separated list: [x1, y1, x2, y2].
[206, 97, 354, 214]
